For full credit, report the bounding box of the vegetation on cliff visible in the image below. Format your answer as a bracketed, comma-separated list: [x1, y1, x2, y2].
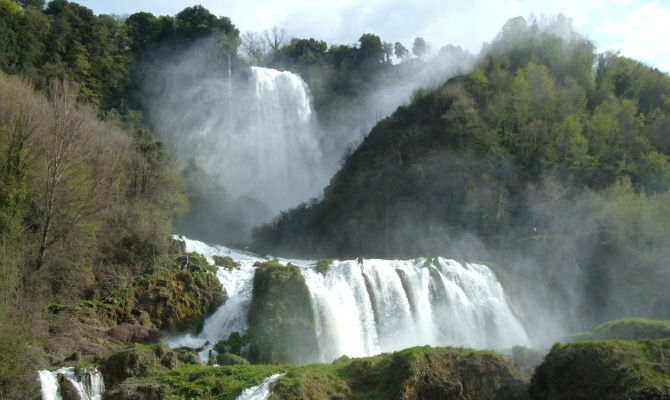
[247, 261, 319, 364]
[102, 346, 528, 400]
[530, 339, 670, 400]
[0, 58, 187, 398]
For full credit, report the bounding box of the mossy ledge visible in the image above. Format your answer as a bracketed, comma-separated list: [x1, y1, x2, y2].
[108, 346, 528, 400]
[530, 339, 670, 400]
[565, 317, 670, 342]
[44, 255, 223, 361]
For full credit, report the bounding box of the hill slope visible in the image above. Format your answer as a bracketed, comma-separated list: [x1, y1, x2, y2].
[253, 17, 670, 324]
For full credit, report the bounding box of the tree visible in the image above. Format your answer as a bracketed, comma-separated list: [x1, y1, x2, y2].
[382, 41, 393, 63]
[124, 12, 161, 53]
[241, 31, 266, 65]
[358, 33, 384, 63]
[412, 37, 428, 58]
[264, 26, 286, 51]
[394, 42, 408, 60]
[35, 81, 123, 269]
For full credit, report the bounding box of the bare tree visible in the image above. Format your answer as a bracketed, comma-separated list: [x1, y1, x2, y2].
[264, 26, 286, 51]
[241, 31, 267, 66]
[35, 81, 123, 269]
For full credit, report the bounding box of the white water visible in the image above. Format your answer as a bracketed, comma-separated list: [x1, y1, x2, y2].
[242, 67, 325, 212]
[235, 373, 286, 400]
[304, 258, 528, 362]
[152, 64, 326, 218]
[166, 238, 529, 363]
[38, 367, 105, 400]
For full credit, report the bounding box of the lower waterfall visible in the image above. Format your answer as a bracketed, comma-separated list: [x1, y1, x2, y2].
[38, 367, 105, 400]
[165, 237, 529, 363]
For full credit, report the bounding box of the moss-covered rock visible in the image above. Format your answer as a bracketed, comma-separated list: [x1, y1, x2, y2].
[121, 270, 223, 332]
[101, 344, 190, 388]
[214, 332, 249, 356]
[566, 318, 670, 342]
[247, 261, 319, 364]
[315, 258, 336, 275]
[216, 352, 251, 365]
[102, 381, 165, 400]
[140, 346, 527, 400]
[273, 346, 530, 400]
[213, 255, 240, 270]
[530, 339, 670, 400]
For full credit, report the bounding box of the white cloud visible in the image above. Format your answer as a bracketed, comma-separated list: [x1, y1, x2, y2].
[597, 1, 670, 71]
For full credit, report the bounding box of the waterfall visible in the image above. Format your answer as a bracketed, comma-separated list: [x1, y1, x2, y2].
[151, 63, 326, 219]
[242, 67, 325, 212]
[165, 237, 529, 363]
[304, 258, 529, 362]
[38, 367, 105, 400]
[234, 373, 286, 400]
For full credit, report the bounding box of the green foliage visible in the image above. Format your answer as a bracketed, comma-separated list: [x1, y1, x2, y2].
[134, 346, 528, 400]
[151, 364, 287, 400]
[212, 255, 240, 270]
[315, 258, 336, 275]
[214, 332, 249, 356]
[215, 352, 250, 366]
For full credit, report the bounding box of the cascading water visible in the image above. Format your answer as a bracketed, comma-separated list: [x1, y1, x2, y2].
[165, 238, 529, 363]
[243, 67, 325, 213]
[303, 258, 529, 362]
[151, 63, 327, 217]
[38, 367, 105, 400]
[234, 373, 286, 400]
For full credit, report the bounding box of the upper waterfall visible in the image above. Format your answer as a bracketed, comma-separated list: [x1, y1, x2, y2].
[149, 62, 329, 242]
[244, 67, 324, 212]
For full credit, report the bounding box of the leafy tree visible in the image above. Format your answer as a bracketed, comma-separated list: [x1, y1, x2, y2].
[394, 42, 408, 60]
[412, 37, 428, 58]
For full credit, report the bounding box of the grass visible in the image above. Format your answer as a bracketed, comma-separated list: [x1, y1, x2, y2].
[141, 346, 517, 400]
[151, 364, 289, 400]
[531, 338, 670, 399]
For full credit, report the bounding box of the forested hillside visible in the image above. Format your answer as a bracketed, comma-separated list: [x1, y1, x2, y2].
[253, 17, 670, 324]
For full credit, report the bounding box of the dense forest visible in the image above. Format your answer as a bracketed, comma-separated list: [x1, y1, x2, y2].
[252, 17, 670, 328]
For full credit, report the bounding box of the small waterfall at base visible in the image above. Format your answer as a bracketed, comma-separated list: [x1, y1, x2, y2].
[165, 237, 529, 363]
[38, 367, 105, 400]
[235, 373, 286, 400]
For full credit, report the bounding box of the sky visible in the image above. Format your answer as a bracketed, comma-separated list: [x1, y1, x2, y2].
[74, 0, 670, 73]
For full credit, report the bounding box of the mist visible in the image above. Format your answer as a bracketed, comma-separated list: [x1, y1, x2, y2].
[144, 34, 475, 245]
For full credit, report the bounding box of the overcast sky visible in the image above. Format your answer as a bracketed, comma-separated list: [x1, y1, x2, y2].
[74, 0, 670, 72]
